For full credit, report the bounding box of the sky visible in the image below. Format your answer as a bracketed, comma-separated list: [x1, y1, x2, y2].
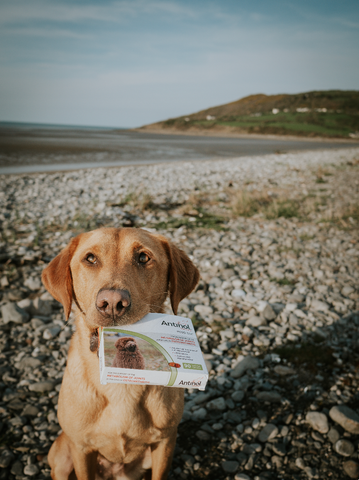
[0, 0, 358, 128]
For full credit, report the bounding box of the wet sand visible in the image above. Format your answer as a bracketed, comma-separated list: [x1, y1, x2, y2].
[0, 124, 357, 174]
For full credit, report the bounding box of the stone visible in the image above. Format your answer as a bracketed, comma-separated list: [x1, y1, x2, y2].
[24, 464, 40, 476]
[19, 356, 42, 370]
[43, 326, 61, 340]
[195, 430, 211, 441]
[329, 405, 359, 434]
[206, 397, 227, 410]
[232, 289, 246, 298]
[31, 297, 52, 316]
[24, 276, 41, 291]
[334, 439, 355, 457]
[310, 300, 329, 312]
[341, 286, 354, 297]
[28, 381, 56, 393]
[305, 412, 329, 434]
[273, 365, 295, 376]
[231, 391, 245, 402]
[235, 474, 251, 480]
[272, 443, 286, 456]
[22, 405, 40, 417]
[192, 408, 207, 421]
[10, 460, 23, 476]
[327, 427, 340, 444]
[256, 391, 281, 403]
[258, 424, 278, 442]
[194, 305, 213, 315]
[0, 449, 15, 468]
[246, 316, 266, 327]
[295, 457, 306, 469]
[1, 302, 30, 324]
[230, 356, 260, 379]
[222, 461, 239, 473]
[343, 460, 359, 479]
[262, 304, 277, 321]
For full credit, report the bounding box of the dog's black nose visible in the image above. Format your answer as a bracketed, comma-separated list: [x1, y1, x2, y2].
[96, 289, 131, 318]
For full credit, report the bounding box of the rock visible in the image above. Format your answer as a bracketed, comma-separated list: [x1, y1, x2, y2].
[206, 397, 227, 410]
[231, 391, 245, 402]
[258, 423, 278, 442]
[19, 356, 42, 370]
[195, 430, 211, 441]
[334, 439, 355, 457]
[31, 297, 52, 316]
[17, 298, 32, 312]
[10, 460, 23, 476]
[222, 461, 239, 473]
[235, 474, 251, 480]
[327, 427, 340, 444]
[1, 302, 30, 324]
[246, 316, 266, 327]
[28, 381, 56, 393]
[192, 408, 207, 421]
[341, 286, 354, 297]
[343, 460, 359, 479]
[43, 326, 61, 340]
[310, 299, 329, 312]
[261, 304, 277, 321]
[194, 305, 213, 315]
[232, 289, 246, 298]
[22, 405, 40, 417]
[23, 464, 40, 476]
[273, 365, 295, 376]
[305, 412, 329, 434]
[295, 457, 306, 469]
[0, 449, 15, 468]
[272, 443, 286, 456]
[230, 356, 260, 379]
[256, 391, 281, 402]
[24, 276, 41, 291]
[329, 405, 359, 434]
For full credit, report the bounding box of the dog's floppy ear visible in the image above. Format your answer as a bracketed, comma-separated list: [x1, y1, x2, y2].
[41, 235, 81, 321]
[160, 237, 200, 315]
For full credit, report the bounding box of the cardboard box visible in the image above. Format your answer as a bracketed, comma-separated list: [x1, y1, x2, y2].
[99, 313, 208, 390]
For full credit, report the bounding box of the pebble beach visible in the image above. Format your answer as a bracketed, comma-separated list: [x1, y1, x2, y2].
[1, 146, 359, 480]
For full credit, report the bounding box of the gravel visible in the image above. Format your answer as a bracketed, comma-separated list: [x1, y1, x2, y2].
[1, 147, 359, 480]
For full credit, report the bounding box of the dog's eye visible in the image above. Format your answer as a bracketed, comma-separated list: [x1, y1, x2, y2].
[86, 254, 97, 264]
[139, 252, 150, 264]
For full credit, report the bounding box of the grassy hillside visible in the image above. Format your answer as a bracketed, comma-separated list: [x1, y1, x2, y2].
[141, 90, 359, 139]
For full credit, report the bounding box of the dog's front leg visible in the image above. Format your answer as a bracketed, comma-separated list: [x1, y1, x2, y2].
[149, 431, 177, 480]
[71, 445, 97, 480]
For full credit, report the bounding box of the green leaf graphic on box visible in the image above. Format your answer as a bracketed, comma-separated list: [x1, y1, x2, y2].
[183, 363, 203, 370]
[111, 329, 178, 386]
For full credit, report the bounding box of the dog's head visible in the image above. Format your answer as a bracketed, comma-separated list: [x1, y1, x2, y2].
[115, 337, 138, 353]
[42, 227, 199, 329]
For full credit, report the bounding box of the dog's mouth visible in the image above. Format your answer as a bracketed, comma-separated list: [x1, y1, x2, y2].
[125, 343, 137, 352]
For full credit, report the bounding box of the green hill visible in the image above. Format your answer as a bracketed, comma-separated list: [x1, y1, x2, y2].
[140, 90, 359, 139]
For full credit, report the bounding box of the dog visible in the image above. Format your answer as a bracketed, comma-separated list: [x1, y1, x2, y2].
[112, 337, 145, 370]
[41, 227, 199, 480]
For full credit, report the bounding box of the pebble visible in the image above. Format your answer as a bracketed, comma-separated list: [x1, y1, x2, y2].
[23, 464, 40, 476]
[334, 439, 355, 457]
[343, 460, 359, 479]
[305, 411, 329, 434]
[235, 474, 251, 480]
[329, 405, 359, 434]
[256, 391, 281, 403]
[1, 302, 30, 324]
[258, 424, 278, 442]
[28, 381, 56, 392]
[222, 460, 239, 473]
[273, 365, 296, 376]
[230, 356, 260, 379]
